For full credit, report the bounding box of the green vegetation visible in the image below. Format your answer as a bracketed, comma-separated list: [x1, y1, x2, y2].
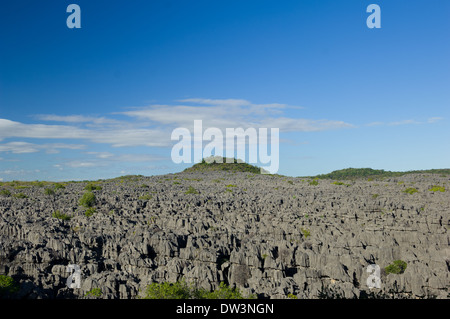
[332, 181, 351, 186]
[85, 288, 102, 298]
[183, 157, 263, 174]
[287, 293, 298, 299]
[13, 192, 28, 199]
[0, 275, 19, 296]
[185, 186, 199, 195]
[403, 187, 418, 195]
[79, 191, 96, 207]
[309, 179, 319, 186]
[53, 183, 66, 190]
[300, 228, 311, 238]
[112, 175, 144, 182]
[429, 185, 445, 192]
[44, 188, 55, 196]
[84, 183, 102, 191]
[85, 207, 96, 217]
[0, 189, 11, 197]
[314, 168, 450, 180]
[142, 280, 249, 299]
[385, 260, 407, 275]
[139, 194, 153, 201]
[52, 210, 72, 221]
[226, 184, 237, 188]
[372, 194, 379, 199]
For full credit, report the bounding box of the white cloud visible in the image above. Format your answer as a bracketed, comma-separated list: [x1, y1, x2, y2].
[0, 98, 354, 153]
[36, 114, 121, 125]
[121, 98, 350, 133]
[427, 117, 444, 123]
[86, 151, 114, 159]
[388, 119, 420, 126]
[0, 141, 85, 154]
[65, 161, 98, 168]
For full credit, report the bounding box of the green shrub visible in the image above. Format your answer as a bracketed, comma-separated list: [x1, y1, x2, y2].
[143, 280, 192, 299]
[385, 260, 407, 275]
[139, 194, 153, 200]
[52, 210, 72, 221]
[85, 207, 96, 217]
[403, 188, 418, 195]
[53, 183, 66, 189]
[13, 192, 28, 199]
[85, 288, 102, 298]
[309, 179, 319, 186]
[142, 280, 248, 299]
[199, 282, 245, 299]
[185, 186, 199, 194]
[429, 185, 445, 192]
[44, 188, 55, 196]
[300, 228, 311, 238]
[84, 183, 102, 191]
[0, 275, 19, 296]
[79, 192, 96, 207]
[0, 189, 11, 197]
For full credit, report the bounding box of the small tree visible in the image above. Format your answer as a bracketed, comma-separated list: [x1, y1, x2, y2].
[79, 192, 96, 208]
[385, 260, 407, 275]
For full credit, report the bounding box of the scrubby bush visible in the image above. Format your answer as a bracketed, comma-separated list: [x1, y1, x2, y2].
[53, 183, 65, 190]
[52, 210, 72, 221]
[13, 192, 28, 199]
[0, 275, 19, 296]
[199, 282, 245, 299]
[44, 188, 55, 196]
[385, 260, 407, 275]
[85, 207, 96, 217]
[85, 288, 102, 298]
[142, 280, 248, 299]
[300, 228, 311, 238]
[139, 194, 153, 201]
[84, 183, 102, 191]
[403, 188, 418, 195]
[79, 192, 96, 207]
[185, 186, 199, 194]
[429, 185, 445, 192]
[0, 189, 11, 197]
[143, 280, 192, 299]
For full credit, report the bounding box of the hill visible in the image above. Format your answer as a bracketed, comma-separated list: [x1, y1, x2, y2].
[313, 167, 450, 180]
[182, 156, 265, 174]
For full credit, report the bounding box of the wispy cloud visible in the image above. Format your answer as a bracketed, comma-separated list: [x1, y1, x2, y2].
[388, 119, 420, 126]
[366, 117, 443, 127]
[35, 114, 121, 125]
[0, 141, 85, 154]
[427, 117, 444, 123]
[120, 98, 350, 133]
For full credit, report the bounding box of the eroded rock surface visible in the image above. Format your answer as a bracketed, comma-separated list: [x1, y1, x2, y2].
[0, 172, 448, 298]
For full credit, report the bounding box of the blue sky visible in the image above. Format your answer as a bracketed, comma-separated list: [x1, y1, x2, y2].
[0, 0, 449, 181]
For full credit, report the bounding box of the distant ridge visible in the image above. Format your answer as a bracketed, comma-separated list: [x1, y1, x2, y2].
[182, 156, 266, 174]
[312, 167, 450, 180]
